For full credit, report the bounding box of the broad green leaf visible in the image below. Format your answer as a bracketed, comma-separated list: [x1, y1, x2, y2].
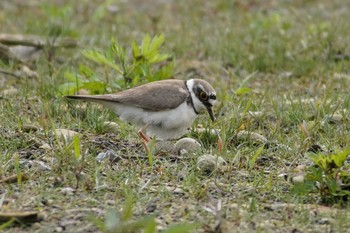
[64, 71, 83, 84]
[308, 153, 328, 171]
[79, 64, 94, 78]
[153, 63, 174, 81]
[308, 148, 350, 172]
[148, 53, 170, 63]
[131, 75, 141, 87]
[291, 180, 315, 195]
[145, 50, 158, 61]
[82, 49, 121, 73]
[58, 82, 80, 95]
[112, 39, 126, 64]
[141, 34, 151, 55]
[305, 166, 323, 182]
[80, 81, 106, 94]
[105, 45, 115, 61]
[111, 39, 124, 56]
[330, 148, 350, 168]
[325, 176, 340, 194]
[139, 63, 150, 77]
[131, 41, 140, 59]
[149, 34, 165, 52]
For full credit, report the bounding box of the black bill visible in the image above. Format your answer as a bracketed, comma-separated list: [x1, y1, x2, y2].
[206, 106, 216, 122]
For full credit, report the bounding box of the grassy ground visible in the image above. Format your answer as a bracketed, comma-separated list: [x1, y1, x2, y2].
[1, 0, 350, 232]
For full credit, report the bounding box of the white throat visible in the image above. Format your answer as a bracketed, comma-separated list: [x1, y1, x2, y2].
[186, 79, 204, 114]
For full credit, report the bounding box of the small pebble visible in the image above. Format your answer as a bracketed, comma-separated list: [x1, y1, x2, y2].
[107, 5, 119, 14]
[60, 187, 75, 195]
[96, 150, 119, 163]
[197, 154, 226, 173]
[40, 143, 52, 150]
[146, 199, 158, 213]
[165, 186, 185, 195]
[102, 121, 121, 134]
[237, 130, 268, 144]
[293, 164, 307, 172]
[31, 161, 52, 171]
[21, 65, 38, 78]
[292, 174, 305, 183]
[1, 87, 18, 96]
[10, 46, 40, 62]
[195, 127, 219, 136]
[77, 89, 89, 95]
[323, 114, 344, 124]
[20, 159, 52, 171]
[174, 138, 201, 154]
[19, 160, 31, 169]
[178, 149, 189, 156]
[317, 218, 331, 225]
[278, 173, 288, 181]
[55, 226, 64, 232]
[22, 124, 39, 132]
[54, 129, 78, 142]
[154, 140, 175, 153]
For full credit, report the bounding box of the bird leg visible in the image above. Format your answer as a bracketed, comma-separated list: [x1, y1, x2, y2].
[138, 129, 151, 143]
[138, 124, 151, 154]
[217, 134, 223, 153]
[214, 129, 223, 153]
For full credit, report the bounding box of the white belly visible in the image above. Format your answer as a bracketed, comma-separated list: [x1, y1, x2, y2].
[102, 102, 198, 139]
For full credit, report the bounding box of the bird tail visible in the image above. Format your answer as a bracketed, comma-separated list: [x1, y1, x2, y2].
[65, 95, 116, 103]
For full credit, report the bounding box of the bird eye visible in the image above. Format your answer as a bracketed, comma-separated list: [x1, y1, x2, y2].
[200, 92, 208, 100]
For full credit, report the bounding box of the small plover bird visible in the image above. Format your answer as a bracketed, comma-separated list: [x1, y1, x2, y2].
[66, 79, 217, 150]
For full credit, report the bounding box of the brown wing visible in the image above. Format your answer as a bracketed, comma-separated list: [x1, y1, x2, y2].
[115, 79, 189, 110]
[66, 79, 189, 111]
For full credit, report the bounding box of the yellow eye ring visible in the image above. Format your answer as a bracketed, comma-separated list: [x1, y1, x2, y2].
[200, 92, 208, 100]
